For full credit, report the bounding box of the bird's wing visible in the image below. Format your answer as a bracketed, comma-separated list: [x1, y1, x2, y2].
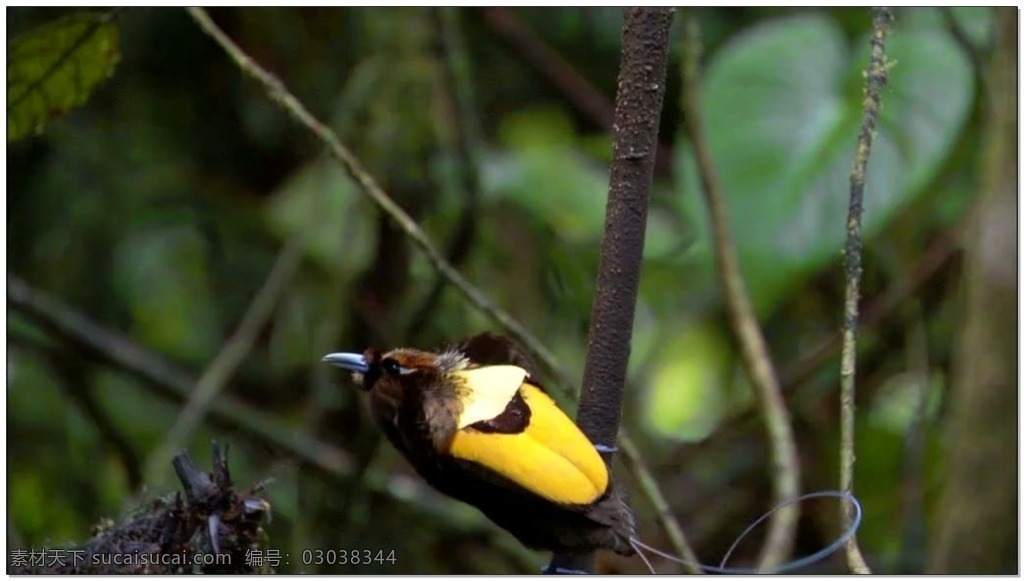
[444, 365, 609, 506]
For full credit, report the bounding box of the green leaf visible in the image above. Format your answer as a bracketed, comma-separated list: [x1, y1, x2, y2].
[7, 11, 120, 143]
[677, 14, 974, 313]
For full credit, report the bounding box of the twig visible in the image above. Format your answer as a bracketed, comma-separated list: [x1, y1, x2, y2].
[477, 7, 674, 175]
[144, 235, 305, 484]
[408, 7, 484, 341]
[680, 10, 800, 571]
[185, 6, 689, 561]
[549, 7, 687, 575]
[839, 7, 893, 574]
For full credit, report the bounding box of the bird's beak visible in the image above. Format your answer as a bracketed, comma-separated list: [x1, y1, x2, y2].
[321, 352, 370, 373]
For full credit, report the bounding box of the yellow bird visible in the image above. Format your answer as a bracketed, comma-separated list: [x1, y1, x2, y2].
[323, 333, 636, 555]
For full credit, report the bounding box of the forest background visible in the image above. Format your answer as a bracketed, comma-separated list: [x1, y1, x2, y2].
[7, 6, 1017, 574]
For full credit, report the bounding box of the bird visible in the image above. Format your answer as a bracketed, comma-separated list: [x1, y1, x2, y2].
[322, 332, 637, 557]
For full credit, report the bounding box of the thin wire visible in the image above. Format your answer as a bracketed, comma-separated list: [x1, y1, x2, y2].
[631, 490, 863, 574]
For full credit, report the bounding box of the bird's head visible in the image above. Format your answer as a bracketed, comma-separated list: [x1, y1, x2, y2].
[321, 347, 471, 394]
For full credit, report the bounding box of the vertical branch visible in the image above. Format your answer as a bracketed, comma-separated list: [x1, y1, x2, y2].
[575, 6, 673, 450]
[839, 7, 893, 574]
[928, 6, 1017, 574]
[549, 7, 675, 574]
[680, 10, 801, 571]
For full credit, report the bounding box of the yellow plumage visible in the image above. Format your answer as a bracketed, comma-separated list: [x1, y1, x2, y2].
[447, 367, 609, 505]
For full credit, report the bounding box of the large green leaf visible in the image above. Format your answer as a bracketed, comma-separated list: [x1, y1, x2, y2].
[677, 13, 974, 313]
[7, 12, 120, 143]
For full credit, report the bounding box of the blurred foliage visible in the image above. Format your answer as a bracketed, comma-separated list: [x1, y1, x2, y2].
[7, 6, 1004, 574]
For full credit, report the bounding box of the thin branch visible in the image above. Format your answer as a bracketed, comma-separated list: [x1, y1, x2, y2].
[185, 7, 688, 561]
[839, 7, 893, 574]
[144, 235, 305, 484]
[680, 10, 800, 571]
[477, 7, 674, 175]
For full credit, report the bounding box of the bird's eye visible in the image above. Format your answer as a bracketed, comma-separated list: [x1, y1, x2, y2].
[381, 358, 403, 376]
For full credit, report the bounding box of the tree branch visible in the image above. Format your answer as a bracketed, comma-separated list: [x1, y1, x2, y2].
[839, 8, 893, 574]
[680, 9, 800, 571]
[549, 7, 688, 575]
[576, 5, 673, 458]
[184, 7, 688, 562]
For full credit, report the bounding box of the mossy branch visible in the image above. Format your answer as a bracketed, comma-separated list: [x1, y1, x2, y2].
[839, 8, 893, 574]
